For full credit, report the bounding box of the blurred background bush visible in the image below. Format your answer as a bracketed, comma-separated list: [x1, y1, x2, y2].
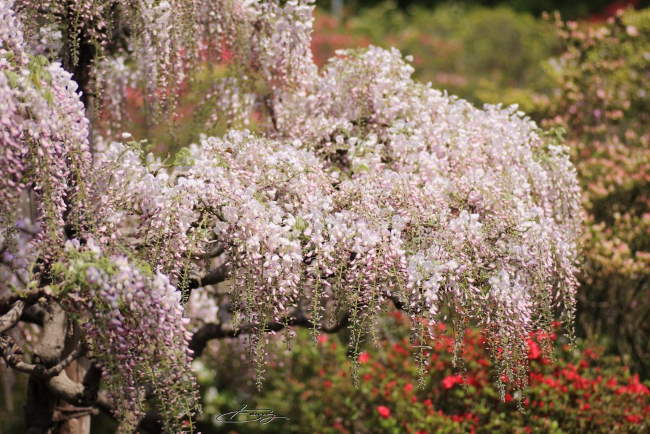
[312, 2, 559, 112]
[321, 0, 649, 19]
[540, 8, 650, 377]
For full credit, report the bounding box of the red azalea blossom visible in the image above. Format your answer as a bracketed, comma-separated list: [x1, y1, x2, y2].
[617, 375, 650, 395]
[628, 375, 650, 394]
[377, 405, 391, 419]
[393, 343, 409, 356]
[358, 352, 370, 363]
[442, 374, 463, 389]
[625, 414, 643, 423]
[404, 383, 414, 393]
[527, 339, 541, 360]
[318, 334, 329, 344]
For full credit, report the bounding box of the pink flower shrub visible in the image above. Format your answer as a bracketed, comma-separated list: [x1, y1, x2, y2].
[541, 9, 650, 374]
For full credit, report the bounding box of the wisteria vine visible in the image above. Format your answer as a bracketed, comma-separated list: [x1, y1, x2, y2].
[0, 0, 583, 431]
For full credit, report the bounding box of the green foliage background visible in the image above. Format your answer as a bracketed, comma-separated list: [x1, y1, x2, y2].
[320, 0, 650, 19]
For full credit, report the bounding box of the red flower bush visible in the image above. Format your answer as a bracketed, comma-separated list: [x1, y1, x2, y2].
[231, 311, 650, 433]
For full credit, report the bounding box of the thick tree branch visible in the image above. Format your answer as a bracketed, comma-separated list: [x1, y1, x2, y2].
[34, 303, 67, 364]
[189, 311, 350, 358]
[48, 370, 85, 402]
[0, 300, 24, 333]
[197, 244, 226, 259]
[0, 288, 48, 314]
[189, 292, 410, 358]
[0, 335, 84, 378]
[45, 370, 116, 418]
[47, 370, 117, 421]
[187, 264, 229, 290]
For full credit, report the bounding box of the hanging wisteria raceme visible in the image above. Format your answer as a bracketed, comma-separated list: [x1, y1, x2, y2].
[189, 8, 582, 387]
[91, 56, 136, 135]
[54, 240, 198, 433]
[116, 0, 320, 136]
[226, 0, 319, 88]
[199, 76, 257, 131]
[86, 138, 209, 283]
[1, 0, 583, 431]
[90, 97, 581, 389]
[0, 0, 91, 259]
[11, 0, 318, 136]
[0, 0, 27, 64]
[13, 0, 200, 117]
[1, 2, 200, 431]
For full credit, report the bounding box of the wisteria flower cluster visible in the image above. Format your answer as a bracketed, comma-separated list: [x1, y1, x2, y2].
[1, 2, 200, 431]
[0, 0, 90, 258]
[92, 97, 581, 390]
[54, 240, 199, 433]
[217, 2, 582, 388]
